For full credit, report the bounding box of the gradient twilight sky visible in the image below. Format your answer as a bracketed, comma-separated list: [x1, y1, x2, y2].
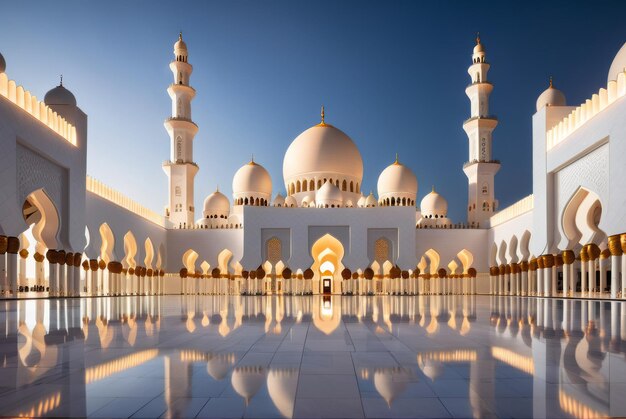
[1, 1, 625, 221]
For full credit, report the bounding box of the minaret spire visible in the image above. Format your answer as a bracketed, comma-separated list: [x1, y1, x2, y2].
[320, 105, 325, 125]
[463, 34, 500, 226]
[163, 32, 199, 227]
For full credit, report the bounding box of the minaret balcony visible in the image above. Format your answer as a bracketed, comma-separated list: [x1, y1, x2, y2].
[463, 159, 501, 169]
[168, 83, 196, 94]
[162, 159, 199, 168]
[164, 117, 199, 135]
[466, 81, 493, 89]
[463, 115, 498, 125]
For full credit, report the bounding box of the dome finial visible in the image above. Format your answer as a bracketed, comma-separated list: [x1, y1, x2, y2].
[179, 31, 183, 41]
[216, 184, 219, 192]
[432, 185, 435, 192]
[549, 76, 553, 88]
[320, 105, 325, 125]
[394, 153, 399, 165]
[476, 32, 480, 44]
[59, 74, 63, 87]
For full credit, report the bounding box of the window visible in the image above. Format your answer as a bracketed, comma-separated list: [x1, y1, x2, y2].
[175, 186, 181, 196]
[482, 183, 488, 195]
[176, 137, 182, 160]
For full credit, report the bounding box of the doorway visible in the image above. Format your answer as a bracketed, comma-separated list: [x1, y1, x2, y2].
[322, 276, 332, 294]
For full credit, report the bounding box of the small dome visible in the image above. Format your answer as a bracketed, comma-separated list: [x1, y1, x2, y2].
[44, 82, 76, 106]
[0, 52, 6, 73]
[301, 195, 313, 207]
[284, 195, 297, 207]
[273, 194, 285, 207]
[232, 160, 272, 197]
[232, 366, 265, 404]
[203, 190, 230, 216]
[357, 194, 366, 207]
[536, 78, 566, 111]
[315, 181, 343, 207]
[174, 32, 187, 51]
[608, 42, 626, 84]
[365, 192, 377, 208]
[377, 157, 418, 202]
[421, 187, 448, 217]
[473, 34, 485, 55]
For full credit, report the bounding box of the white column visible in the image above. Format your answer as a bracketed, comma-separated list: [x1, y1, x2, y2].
[0, 250, 6, 295]
[74, 264, 81, 296]
[66, 260, 74, 297]
[521, 268, 528, 296]
[537, 268, 543, 297]
[600, 256, 608, 295]
[7, 252, 18, 297]
[588, 259, 595, 294]
[580, 257, 587, 294]
[48, 258, 58, 297]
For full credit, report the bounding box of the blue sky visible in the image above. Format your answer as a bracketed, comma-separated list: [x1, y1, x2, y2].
[1, 1, 625, 221]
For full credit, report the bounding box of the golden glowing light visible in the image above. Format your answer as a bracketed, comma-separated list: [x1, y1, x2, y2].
[85, 349, 159, 383]
[491, 347, 534, 375]
[16, 392, 61, 417]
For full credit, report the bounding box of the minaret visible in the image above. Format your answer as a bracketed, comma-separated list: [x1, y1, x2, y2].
[462, 34, 500, 226]
[163, 32, 199, 227]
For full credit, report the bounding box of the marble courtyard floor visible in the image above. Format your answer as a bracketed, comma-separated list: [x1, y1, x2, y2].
[0, 295, 625, 418]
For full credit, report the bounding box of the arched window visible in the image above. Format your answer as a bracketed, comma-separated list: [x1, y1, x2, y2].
[267, 237, 282, 264]
[350, 181, 354, 192]
[303, 180, 308, 192]
[356, 183, 360, 193]
[244, 197, 249, 205]
[176, 137, 182, 160]
[391, 197, 395, 206]
[296, 181, 301, 193]
[402, 197, 406, 206]
[255, 197, 260, 206]
[318, 180, 322, 189]
[374, 238, 390, 264]
[342, 180, 347, 191]
[310, 179, 315, 191]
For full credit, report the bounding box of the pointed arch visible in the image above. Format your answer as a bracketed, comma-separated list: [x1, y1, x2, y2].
[22, 189, 60, 250]
[144, 238, 154, 269]
[562, 187, 604, 246]
[98, 223, 115, 264]
[123, 231, 137, 268]
[456, 249, 474, 274]
[218, 249, 233, 274]
[498, 241, 508, 265]
[182, 249, 199, 273]
[508, 235, 519, 263]
[424, 249, 440, 275]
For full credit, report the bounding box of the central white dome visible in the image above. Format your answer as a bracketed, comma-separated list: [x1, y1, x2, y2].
[283, 122, 363, 190]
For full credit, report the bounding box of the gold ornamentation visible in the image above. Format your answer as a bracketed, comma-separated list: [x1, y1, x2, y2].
[6, 236, 20, 254]
[542, 254, 554, 269]
[562, 250, 575, 264]
[608, 235, 623, 256]
[586, 243, 601, 260]
[580, 246, 589, 262]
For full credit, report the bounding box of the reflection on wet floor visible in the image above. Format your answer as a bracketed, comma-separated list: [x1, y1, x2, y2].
[0, 295, 625, 418]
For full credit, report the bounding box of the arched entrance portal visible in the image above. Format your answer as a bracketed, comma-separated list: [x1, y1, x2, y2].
[311, 234, 344, 295]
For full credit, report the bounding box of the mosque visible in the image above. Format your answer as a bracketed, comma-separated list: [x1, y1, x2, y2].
[0, 33, 625, 300]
